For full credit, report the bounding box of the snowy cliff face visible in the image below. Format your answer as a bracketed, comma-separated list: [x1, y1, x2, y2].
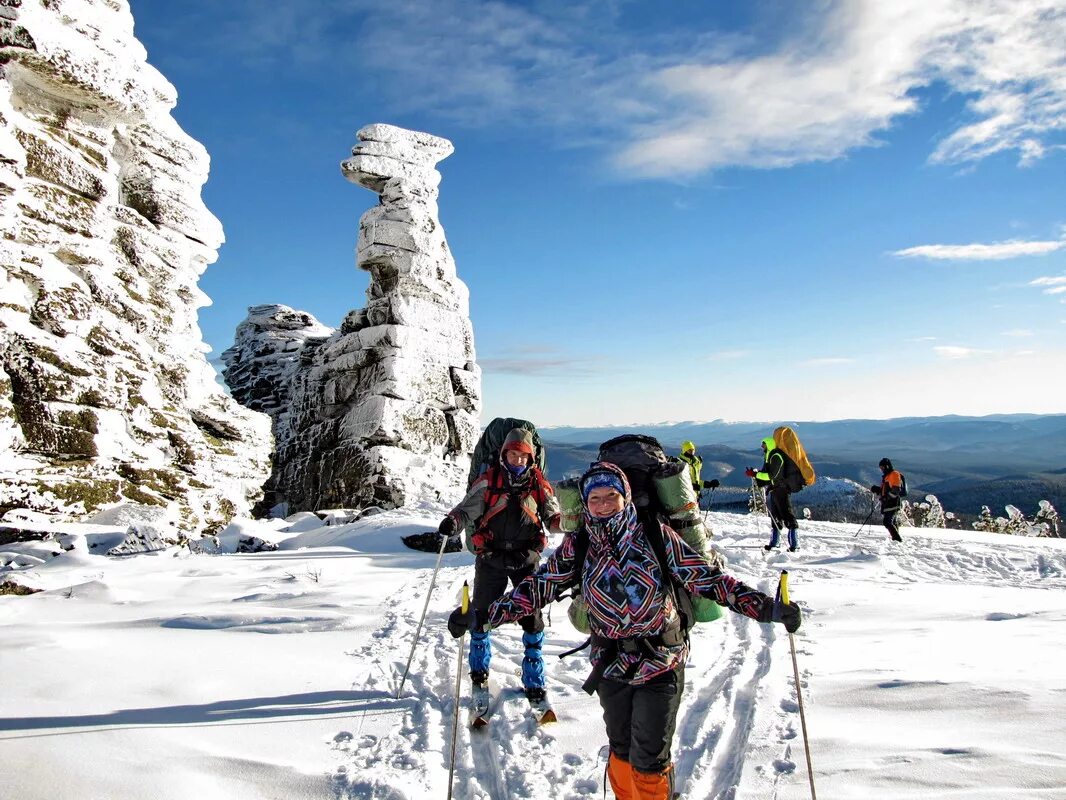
[0, 0, 272, 530]
[225, 124, 481, 514]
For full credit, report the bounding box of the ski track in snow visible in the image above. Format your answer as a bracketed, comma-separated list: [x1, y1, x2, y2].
[329, 519, 1066, 799]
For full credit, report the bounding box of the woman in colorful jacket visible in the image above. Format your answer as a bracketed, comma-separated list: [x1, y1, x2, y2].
[440, 428, 561, 699]
[484, 461, 801, 800]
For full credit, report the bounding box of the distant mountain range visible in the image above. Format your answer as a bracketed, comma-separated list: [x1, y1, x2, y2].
[536, 414, 1066, 520]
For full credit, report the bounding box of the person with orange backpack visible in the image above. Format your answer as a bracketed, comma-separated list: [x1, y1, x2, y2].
[870, 457, 905, 542]
[441, 428, 561, 701]
[746, 436, 804, 552]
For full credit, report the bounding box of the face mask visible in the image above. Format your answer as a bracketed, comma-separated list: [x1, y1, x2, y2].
[505, 461, 529, 477]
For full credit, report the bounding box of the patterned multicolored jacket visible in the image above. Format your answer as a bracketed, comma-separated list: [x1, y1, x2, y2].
[489, 510, 774, 685]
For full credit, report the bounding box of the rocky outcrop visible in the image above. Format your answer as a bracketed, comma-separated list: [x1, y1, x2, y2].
[225, 124, 481, 513]
[0, 0, 272, 530]
[220, 304, 332, 440]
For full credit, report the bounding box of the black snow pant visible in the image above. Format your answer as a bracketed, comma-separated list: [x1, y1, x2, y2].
[471, 554, 543, 633]
[597, 667, 684, 774]
[882, 511, 903, 541]
[768, 485, 798, 531]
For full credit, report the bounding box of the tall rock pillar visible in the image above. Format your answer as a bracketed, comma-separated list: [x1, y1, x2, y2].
[264, 124, 480, 512]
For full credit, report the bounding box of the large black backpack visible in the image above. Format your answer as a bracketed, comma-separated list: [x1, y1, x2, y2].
[572, 434, 698, 634]
[466, 417, 546, 488]
[778, 451, 805, 493]
[597, 434, 669, 511]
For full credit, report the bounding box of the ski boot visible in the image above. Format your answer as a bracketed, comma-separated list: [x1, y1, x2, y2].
[764, 527, 781, 552]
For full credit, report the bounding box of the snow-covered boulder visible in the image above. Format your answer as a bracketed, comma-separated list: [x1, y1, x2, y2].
[0, 0, 272, 531]
[224, 124, 481, 513]
[105, 522, 175, 556]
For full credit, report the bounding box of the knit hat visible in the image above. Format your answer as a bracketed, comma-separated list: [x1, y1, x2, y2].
[879, 457, 893, 470]
[579, 462, 630, 505]
[681, 440, 695, 453]
[501, 428, 535, 458]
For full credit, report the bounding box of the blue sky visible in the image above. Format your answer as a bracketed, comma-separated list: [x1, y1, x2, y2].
[129, 0, 1066, 426]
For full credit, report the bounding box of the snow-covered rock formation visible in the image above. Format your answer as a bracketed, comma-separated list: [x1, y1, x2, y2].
[225, 124, 481, 513]
[0, 0, 272, 530]
[220, 304, 333, 435]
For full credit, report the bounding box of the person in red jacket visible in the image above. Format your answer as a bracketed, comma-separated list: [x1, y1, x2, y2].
[441, 428, 561, 699]
[870, 457, 904, 542]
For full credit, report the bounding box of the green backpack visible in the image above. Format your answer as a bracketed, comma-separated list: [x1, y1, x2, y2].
[466, 417, 546, 488]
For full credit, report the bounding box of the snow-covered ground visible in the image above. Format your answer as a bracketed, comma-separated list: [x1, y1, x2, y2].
[2, 508, 1065, 799]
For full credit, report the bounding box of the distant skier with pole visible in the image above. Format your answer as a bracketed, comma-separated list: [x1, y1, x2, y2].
[747, 436, 801, 552]
[869, 457, 905, 542]
[678, 440, 721, 495]
[462, 462, 802, 800]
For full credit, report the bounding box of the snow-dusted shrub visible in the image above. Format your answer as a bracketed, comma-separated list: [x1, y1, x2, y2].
[911, 495, 946, 528]
[748, 484, 767, 515]
[898, 501, 914, 528]
[973, 506, 998, 532]
[1032, 500, 1060, 537]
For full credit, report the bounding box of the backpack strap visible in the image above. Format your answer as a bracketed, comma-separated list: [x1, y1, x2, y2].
[570, 525, 589, 590]
[637, 509, 694, 635]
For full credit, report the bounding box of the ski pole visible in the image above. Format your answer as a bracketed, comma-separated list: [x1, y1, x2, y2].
[446, 581, 470, 800]
[778, 571, 816, 800]
[395, 531, 450, 698]
[853, 502, 878, 538]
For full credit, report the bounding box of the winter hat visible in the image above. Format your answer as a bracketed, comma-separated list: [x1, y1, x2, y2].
[681, 440, 696, 454]
[879, 457, 893, 470]
[580, 462, 630, 505]
[500, 428, 535, 476]
[501, 428, 535, 459]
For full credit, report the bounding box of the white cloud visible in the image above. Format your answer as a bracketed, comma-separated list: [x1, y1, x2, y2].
[801, 357, 856, 367]
[1031, 275, 1066, 294]
[1001, 329, 1034, 337]
[934, 345, 990, 359]
[705, 349, 750, 361]
[892, 239, 1065, 260]
[615, 0, 1066, 176]
[192, 0, 1066, 179]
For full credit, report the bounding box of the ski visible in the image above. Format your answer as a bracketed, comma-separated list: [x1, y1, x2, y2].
[509, 687, 556, 725]
[527, 694, 557, 725]
[469, 682, 491, 729]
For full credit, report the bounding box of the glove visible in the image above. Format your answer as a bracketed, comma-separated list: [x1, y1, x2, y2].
[869, 485, 880, 494]
[704, 479, 720, 489]
[438, 516, 456, 537]
[773, 600, 802, 633]
[744, 468, 757, 478]
[447, 605, 474, 638]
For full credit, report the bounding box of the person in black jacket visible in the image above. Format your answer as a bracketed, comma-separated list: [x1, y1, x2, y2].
[441, 428, 561, 699]
[869, 457, 904, 542]
[746, 436, 800, 552]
